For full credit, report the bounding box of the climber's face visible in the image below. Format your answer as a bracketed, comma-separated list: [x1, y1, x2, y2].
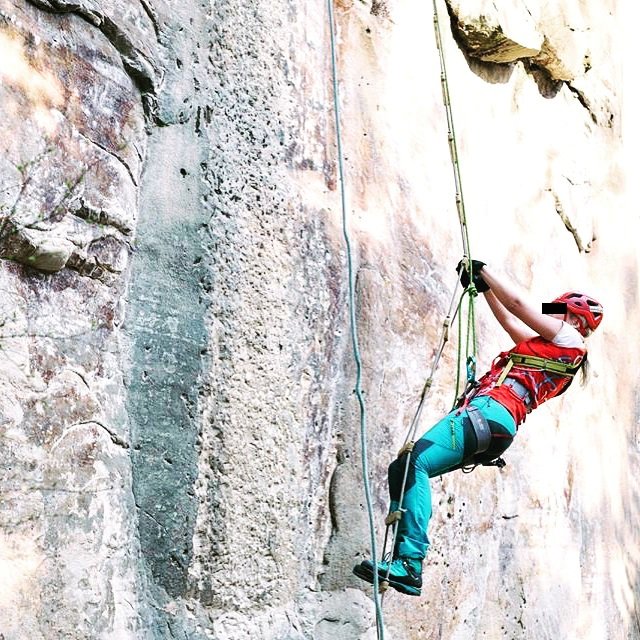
[547, 310, 589, 336]
[565, 311, 590, 335]
[566, 311, 590, 337]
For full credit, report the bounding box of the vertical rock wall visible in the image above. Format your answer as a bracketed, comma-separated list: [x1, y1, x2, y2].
[0, 0, 638, 639]
[0, 1, 153, 638]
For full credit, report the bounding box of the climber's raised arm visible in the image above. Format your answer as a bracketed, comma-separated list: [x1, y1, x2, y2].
[477, 265, 562, 341]
[482, 288, 537, 344]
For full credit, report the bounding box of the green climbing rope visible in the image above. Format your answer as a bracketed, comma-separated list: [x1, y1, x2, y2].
[380, 0, 481, 588]
[392, 0, 478, 458]
[431, 0, 479, 404]
[453, 285, 478, 407]
[326, 1, 385, 638]
[432, 0, 473, 259]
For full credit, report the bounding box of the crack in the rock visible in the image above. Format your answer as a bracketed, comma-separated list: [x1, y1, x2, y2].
[136, 502, 167, 531]
[566, 83, 598, 124]
[2, 484, 116, 493]
[70, 368, 90, 388]
[75, 129, 138, 188]
[72, 200, 133, 236]
[137, 0, 160, 39]
[26, 0, 102, 25]
[0, 329, 98, 340]
[550, 190, 588, 253]
[99, 15, 157, 95]
[73, 419, 130, 449]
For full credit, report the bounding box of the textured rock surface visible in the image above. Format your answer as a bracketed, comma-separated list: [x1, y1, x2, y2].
[0, 0, 638, 639]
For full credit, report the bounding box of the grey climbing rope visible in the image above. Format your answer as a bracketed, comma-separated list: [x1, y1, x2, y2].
[431, 0, 479, 399]
[326, 1, 385, 638]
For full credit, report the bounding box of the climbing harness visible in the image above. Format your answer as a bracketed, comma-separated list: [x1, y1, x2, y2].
[498, 353, 583, 380]
[455, 350, 584, 472]
[474, 351, 584, 406]
[465, 405, 491, 454]
[326, 0, 385, 637]
[455, 351, 583, 412]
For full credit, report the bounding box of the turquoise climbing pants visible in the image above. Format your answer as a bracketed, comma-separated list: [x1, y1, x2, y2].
[387, 395, 517, 560]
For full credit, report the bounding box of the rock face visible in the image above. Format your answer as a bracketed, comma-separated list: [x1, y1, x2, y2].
[0, 0, 637, 639]
[447, 0, 544, 64]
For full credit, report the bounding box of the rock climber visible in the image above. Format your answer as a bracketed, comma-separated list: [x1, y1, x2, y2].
[353, 259, 603, 596]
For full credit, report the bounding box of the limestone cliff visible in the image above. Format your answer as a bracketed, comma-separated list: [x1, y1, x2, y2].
[0, 0, 638, 639]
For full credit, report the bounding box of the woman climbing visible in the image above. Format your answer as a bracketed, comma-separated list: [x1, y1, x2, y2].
[353, 260, 604, 596]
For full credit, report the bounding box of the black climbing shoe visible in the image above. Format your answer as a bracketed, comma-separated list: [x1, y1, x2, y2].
[353, 557, 422, 596]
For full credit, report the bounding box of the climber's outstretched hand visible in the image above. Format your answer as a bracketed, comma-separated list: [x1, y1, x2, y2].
[455, 258, 489, 292]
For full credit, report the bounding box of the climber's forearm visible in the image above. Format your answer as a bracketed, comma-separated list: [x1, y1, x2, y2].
[483, 289, 517, 331]
[477, 266, 525, 314]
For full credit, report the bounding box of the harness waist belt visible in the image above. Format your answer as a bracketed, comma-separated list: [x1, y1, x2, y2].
[502, 377, 532, 407]
[508, 353, 580, 376]
[466, 406, 491, 454]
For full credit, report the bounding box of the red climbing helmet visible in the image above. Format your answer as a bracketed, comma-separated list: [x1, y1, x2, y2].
[552, 292, 603, 335]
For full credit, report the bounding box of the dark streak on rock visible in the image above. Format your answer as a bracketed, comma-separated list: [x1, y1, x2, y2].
[125, 128, 208, 599]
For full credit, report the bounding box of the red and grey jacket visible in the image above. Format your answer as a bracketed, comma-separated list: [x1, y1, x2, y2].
[473, 336, 586, 425]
